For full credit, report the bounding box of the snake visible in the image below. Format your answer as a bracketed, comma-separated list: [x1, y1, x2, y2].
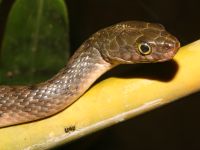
[0, 21, 180, 127]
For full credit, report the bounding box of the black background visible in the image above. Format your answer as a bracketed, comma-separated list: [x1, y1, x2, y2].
[1, 0, 200, 150]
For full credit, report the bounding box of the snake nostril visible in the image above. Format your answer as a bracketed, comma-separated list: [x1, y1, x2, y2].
[163, 44, 171, 50]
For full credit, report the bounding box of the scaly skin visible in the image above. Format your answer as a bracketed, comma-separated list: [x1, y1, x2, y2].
[0, 21, 180, 127]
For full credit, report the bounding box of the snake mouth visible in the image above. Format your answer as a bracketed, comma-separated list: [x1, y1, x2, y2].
[140, 60, 150, 63]
[157, 58, 172, 62]
[158, 50, 179, 62]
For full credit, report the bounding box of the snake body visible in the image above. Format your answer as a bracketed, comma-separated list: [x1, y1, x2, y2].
[0, 21, 180, 127]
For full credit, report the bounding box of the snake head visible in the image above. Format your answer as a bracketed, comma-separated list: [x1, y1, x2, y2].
[99, 21, 180, 64]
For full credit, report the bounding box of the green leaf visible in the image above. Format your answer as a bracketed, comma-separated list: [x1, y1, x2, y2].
[0, 0, 70, 85]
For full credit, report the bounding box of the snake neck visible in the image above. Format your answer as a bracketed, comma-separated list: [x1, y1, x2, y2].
[39, 45, 112, 100]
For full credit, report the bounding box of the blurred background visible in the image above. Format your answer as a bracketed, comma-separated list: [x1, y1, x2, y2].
[1, 0, 200, 150]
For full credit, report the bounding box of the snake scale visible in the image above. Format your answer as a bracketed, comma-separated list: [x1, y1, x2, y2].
[0, 21, 180, 127]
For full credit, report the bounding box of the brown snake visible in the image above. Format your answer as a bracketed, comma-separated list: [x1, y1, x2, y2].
[0, 21, 180, 127]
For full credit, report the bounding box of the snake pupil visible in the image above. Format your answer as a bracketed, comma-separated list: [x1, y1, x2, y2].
[141, 44, 149, 52]
[138, 43, 152, 55]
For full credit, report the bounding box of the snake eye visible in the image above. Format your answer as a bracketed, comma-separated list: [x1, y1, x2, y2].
[138, 43, 152, 55]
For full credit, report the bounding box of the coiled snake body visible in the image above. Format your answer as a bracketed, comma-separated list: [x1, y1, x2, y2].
[0, 21, 180, 127]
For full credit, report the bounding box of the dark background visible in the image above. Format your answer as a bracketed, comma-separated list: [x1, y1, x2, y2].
[1, 0, 200, 150]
